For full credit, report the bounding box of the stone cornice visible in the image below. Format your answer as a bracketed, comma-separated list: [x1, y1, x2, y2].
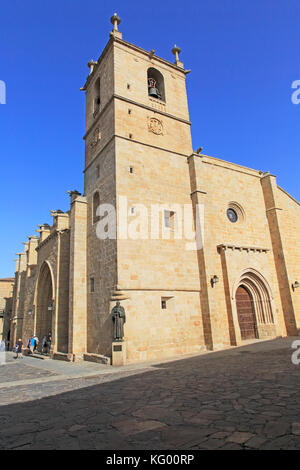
[83, 93, 192, 142]
[266, 207, 283, 212]
[113, 94, 192, 126]
[218, 244, 270, 254]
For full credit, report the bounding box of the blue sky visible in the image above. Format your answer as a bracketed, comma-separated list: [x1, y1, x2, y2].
[1, 0, 299, 277]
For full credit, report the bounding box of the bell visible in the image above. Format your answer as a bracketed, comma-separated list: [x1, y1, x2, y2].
[148, 86, 159, 98]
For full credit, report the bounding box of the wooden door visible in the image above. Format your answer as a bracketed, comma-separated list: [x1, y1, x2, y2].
[236, 286, 257, 340]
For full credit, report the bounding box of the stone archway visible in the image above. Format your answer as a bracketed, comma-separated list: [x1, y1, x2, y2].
[35, 262, 54, 351]
[233, 270, 275, 342]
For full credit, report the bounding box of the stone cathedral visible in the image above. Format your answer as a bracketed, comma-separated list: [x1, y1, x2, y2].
[7, 15, 300, 365]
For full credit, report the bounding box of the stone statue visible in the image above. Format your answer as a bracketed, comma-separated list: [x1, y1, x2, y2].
[111, 301, 126, 341]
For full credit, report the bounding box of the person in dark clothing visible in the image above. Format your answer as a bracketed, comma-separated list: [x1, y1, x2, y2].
[14, 339, 23, 359]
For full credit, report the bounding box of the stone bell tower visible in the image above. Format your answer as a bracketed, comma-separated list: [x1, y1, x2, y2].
[81, 14, 201, 363]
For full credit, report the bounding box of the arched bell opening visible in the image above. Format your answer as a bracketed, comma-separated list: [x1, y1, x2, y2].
[147, 67, 165, 101]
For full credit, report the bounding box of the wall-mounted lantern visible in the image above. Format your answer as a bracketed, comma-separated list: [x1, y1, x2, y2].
[211, 275, 219, 288]
[292, 281, 299, 292]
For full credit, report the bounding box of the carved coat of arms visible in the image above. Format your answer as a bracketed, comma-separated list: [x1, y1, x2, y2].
[148, 117, 164, 135]
[89, 127, 101, 149]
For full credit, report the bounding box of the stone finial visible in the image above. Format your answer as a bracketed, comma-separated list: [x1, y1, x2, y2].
[172, 44, 181, 61]
[110, 12, 121, 31]
[172, 44, 184, 68]
[88, 60, 97, 75]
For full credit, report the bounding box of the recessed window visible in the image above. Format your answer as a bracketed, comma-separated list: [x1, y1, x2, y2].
[96, 165, 100, 178]
[164, 210, 175, 229]
[129, 133, 133, 139]
[90, 278, 95, 293]
[93, 77, 100, 115]
[127, 83, 131, 90]
[130, 207, 135, 214]
[227, 208, 238, 223]
[161, 296, 174, 310]
[93, 191, 100, 224]
[128, 109, 132, 115]
[129, 166, 133, 174]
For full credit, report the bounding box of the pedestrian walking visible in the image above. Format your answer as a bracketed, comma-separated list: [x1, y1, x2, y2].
[42, 336, 47, 354]
[29, 336, 35, 354]
[14, 338, 23, 359]
[33, 335, 39, 352]
[46, 332, 52, 354]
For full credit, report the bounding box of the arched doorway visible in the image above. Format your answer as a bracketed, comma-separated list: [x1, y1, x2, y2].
[35, 263, 54, 351]
[234, 270, 275, 342]
[236, 286, 258, 340]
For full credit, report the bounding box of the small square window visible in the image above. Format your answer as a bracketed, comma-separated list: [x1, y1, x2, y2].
[161, 296, 174, 310]
[164, 210, 175, 229]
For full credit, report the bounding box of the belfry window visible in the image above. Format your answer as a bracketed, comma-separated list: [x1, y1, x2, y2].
[147, 68, 165, 102]
[93, 77, 100, 115]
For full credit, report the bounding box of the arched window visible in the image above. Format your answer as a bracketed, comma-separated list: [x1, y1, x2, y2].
[147, 68, 165, 102]
[93, 77, 100, 115]
[93, 191, 100, 224]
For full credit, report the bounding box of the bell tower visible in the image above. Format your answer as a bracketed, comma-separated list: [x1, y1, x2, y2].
[81, 15, 198, 362]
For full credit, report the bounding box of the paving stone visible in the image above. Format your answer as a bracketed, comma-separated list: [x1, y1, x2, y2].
[244, 436, 267, 448]
[227, 432, 255, 444]
[292, 423, 300, 436]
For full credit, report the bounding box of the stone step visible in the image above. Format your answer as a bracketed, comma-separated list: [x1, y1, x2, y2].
[23, 349, 51, 360]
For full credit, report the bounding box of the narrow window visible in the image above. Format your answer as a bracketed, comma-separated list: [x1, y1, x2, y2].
[90, 278, 95, 293]
[161, 299, 167, 309]
[93, 77, 100, 115]
[129, 166, 133, 174]
[96, 164, 100, 178]
[93, 191, 100, 224]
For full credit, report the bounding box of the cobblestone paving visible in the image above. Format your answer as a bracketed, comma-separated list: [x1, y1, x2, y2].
[1, 338, 300, 450]
[0, 362, 58, 384]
